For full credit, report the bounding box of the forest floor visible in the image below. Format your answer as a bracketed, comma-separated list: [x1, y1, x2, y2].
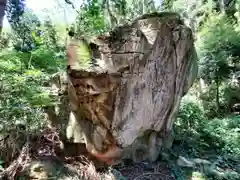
[0, 127, 178, 180]
[0, 127, 239, 180]
[115, 161, 176, 180]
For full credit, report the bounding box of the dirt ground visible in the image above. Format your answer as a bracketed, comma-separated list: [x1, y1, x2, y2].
[115, 161, 176, 180]
[0, 128, 177, 180]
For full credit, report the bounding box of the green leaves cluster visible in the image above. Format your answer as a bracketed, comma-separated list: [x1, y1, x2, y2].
[0, 43, 64, 130]
[175, 99, 240, 158]
[198, 14, 240, 83]
[72, 0, 159, 37]
[9, 8, 42, 52]
[73, 0, 108, 37]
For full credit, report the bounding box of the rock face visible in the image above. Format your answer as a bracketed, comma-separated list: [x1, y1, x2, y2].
[48, 12, 198, 164]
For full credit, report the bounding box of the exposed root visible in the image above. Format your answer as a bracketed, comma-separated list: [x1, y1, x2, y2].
[0, 143, 31, 179]
[0, 128, 117, 179]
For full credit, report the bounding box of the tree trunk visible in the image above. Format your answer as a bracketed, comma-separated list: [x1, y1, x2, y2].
[48, 12, 198, 165]
[0, 0, 7, 35]
[215, 76, 220, 112]
[219, 0, 226, 14]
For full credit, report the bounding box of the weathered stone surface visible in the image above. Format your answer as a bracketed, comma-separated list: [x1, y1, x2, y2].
[47, 12, 198, 164]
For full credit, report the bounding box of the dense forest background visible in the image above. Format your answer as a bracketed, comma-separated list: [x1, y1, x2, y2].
[0, 0, 239, 179]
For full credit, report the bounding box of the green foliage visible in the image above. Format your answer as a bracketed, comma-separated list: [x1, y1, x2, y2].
[197, 14, 240, 81]
[0, 2, 239, 178]
[195, 13, 240, 115]
[74, 0, 107, 37]
[174, 99, 240, 158]
[6, 0, 26, 27]
[199, 83, 230, 118]
[198, 14, 240, 83]
[42, 19, 60, 51]
[174, 99, 207, 154]
[203, 116, 240, 157]
[72, 0, 159, 37]
[0, 32, 11, 49]
[0, 44, 64, 131]
[124, 0, 158, 21]
[9, 9, 42, 52]
[28, 46, 65, 72]
[162, 0, 174, 10]
[0, 0, 67, 133]
[176, 101, 205, 131]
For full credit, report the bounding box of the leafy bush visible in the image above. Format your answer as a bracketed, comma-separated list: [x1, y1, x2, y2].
[0, 45, 64, 132]
[174, 99, 240, 158]
[203, 116, 240, 157]
[174, 99, 207, 155]
[28, 46, 66, 72]
[74, 0, 107, 37]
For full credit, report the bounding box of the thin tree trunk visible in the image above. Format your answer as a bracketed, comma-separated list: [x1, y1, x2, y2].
[216, 76, 220, 112]
[219, 0, 226, 14]
[0, 0, 7, 35]
[43, 106, 58, 128]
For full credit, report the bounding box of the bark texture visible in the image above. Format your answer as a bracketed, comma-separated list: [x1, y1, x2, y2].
[48, 12, 198, 164]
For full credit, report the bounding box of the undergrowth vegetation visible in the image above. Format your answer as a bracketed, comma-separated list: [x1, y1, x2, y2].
[0, 46, 65, 132]
[175, 97, 240, 158]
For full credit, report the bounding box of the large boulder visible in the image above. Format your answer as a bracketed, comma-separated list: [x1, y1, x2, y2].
[47, 12, 198, 165]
